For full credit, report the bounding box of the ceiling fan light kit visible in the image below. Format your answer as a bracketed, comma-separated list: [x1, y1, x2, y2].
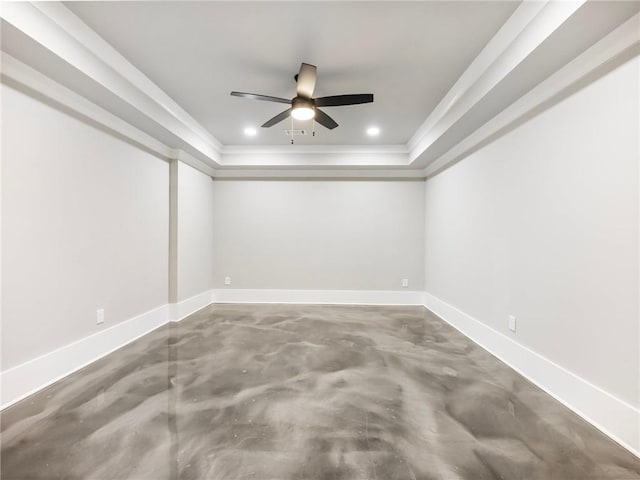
[230, 62, 374, 142]
[291, 97, 315, 120]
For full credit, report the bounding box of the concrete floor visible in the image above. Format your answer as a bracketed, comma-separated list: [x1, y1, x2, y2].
[1, 304, 639, 479]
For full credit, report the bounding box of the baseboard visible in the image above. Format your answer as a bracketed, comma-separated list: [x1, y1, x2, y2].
[1, 288, 217, 409]
[0, 304, 170, 410]
[212, 288, 425, 306]
[0, 288, 419, 409]
[170, 289, 214, 321]
[9, 289, 632, 458]
[423, 292, 640, 458]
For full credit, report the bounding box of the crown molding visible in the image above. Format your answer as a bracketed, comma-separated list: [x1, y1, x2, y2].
[212, 168, 425, 179]
[423, 12, 640, 179]
[1, 2, 411, 169]
[170, 149, 218, 178]
[2, 0, 619, 176]
[221, 144, 408, 155]
[0, 52, 415, 179]
[0, 52, 223, 181]
[0, 1, 223, 164]
[220, 144, 409, 168]
[407, 0, 585, 164]
[0, 51, 172, 161]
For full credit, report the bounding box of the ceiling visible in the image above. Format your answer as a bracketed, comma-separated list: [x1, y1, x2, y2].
[1, 1, 638, 175]
[64, 1, 518, 146]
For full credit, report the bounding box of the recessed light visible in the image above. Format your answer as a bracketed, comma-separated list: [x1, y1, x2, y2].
[244, 127, 257, 136]
[367, 126, 380, 136]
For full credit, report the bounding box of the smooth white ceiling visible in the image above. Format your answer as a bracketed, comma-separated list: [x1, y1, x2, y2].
[64, 1, 519, 146]
[2, 1, 637, 173]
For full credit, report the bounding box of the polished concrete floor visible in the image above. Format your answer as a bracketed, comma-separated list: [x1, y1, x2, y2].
[1, 304, 639, 479]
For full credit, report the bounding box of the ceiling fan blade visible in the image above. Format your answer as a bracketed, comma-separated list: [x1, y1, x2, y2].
[314, 94, 374, 107]
[261, 108, 292, 128]
[296, 63, 317, 98]
[230, 91, 290, 104]
[314, 109, 338, 130]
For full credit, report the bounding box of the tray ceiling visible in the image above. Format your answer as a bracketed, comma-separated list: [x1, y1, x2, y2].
[1, 1, 638, 175]
[64, 1, 518, 146]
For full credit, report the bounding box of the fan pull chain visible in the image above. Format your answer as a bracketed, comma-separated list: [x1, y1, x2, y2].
[312, 117, 316, 137]
[291, 116, 294, 144]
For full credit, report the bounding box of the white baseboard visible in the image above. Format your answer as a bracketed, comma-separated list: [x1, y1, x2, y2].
[0, 288, 421, 410]
[1, 288, 217, 409]
[423, 292, 640, 458]
[170, 290, 214, 321]
[212, 288, 425, 306]
[0, 304, 170, 409]
[8, 289, 634, 458]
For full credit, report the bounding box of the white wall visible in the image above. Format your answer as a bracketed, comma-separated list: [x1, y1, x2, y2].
[212, 180, 425, 291]
[1, 83, 169, 370]
[424, 55, 639, 407]
[176, 161, 215, 301]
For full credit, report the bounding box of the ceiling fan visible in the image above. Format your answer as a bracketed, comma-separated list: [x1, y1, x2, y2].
[230, 63, 374, 130]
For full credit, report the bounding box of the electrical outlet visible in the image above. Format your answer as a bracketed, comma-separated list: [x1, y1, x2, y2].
[224, 276, 231, 286]
[401, 278, 409, 288]
[508, 315, 516, 332]
[96, 309, 105, 325]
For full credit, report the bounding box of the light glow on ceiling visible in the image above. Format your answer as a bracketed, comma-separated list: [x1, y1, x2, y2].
[244, 127, 257, 136]
[367, 126, 380, 136]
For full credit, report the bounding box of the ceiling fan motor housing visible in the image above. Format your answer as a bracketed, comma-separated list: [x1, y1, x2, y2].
[292, 97, 315, 110]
